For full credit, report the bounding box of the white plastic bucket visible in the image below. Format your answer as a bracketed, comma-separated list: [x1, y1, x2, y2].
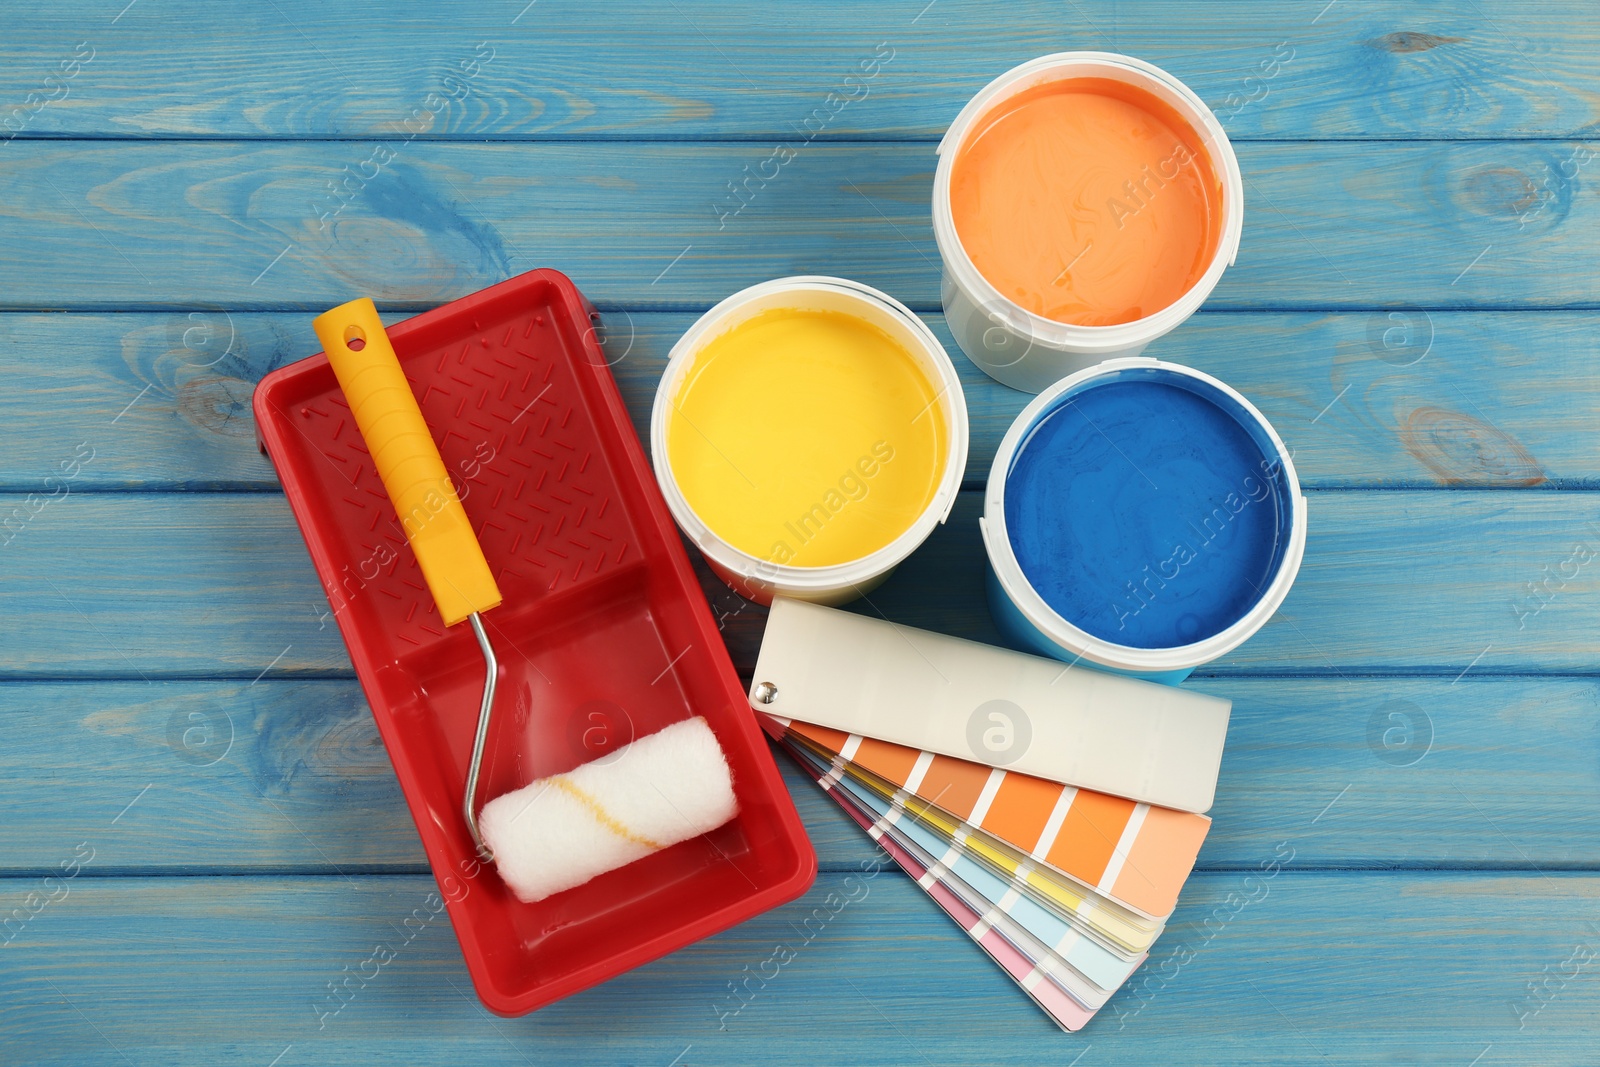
[933, 52, 1245, 394]
[652, 276, 969, 605]
[981, 357, 1305, 682]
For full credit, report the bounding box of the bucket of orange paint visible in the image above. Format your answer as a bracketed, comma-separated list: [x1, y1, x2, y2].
[933, 52, 1245, 393]
[651, 276, 968, 605]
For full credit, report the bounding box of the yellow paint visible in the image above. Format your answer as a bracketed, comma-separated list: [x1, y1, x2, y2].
[666, 308, 948, 567]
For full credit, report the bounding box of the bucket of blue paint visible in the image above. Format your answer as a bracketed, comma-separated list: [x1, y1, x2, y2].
[981, 356, 1306, 683]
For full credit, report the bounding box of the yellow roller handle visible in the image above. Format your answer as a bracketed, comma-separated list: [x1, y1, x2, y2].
[313, 298, 502, 627]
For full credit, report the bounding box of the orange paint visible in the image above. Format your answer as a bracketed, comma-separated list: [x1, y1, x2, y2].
[1116, 805, 1212, 915]
[788, 721, 850, 752]
[915, 755, 993, 820]
[851, 736, 921, 785]
[950, 77, 1223, 326]
[1044, 789, 1132, 881]
[982, 772, 1059, 852]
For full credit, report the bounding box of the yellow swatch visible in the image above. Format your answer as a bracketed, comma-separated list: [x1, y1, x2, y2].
[665, 308, 948, 567]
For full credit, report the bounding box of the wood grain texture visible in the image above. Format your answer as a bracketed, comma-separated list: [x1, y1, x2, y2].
[3, 0, 1597, 140]
[8, 489, 1600, 676]
[5, 0, 1597, 1058]
[793, 489, 1600, 676]
[0, 140, 1594, 310]
[466, 481, 1600, 677]
[3, 872, 1598, 1065]
[0, 493, 345, 677]
[0, 309, 1587, 491]
[2, 677, 1597, 874]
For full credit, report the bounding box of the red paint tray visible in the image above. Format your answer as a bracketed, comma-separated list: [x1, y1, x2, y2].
[252, 269, 815, 1015]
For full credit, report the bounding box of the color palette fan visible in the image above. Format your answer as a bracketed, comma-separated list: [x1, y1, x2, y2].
[761, 713, 1212, 1031]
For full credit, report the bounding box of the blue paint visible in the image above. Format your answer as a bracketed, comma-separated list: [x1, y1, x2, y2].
[1002, 369, 1293, 649]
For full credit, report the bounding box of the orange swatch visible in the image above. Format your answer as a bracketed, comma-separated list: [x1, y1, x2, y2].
[949, 77, 1223, 326]
[771, 716, 1210, 918]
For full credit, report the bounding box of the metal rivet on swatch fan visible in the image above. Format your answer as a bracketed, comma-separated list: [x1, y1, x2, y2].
[752, 682, 778, 704]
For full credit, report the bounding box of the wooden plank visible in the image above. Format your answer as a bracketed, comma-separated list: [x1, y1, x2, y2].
[796, 489, 1600, 677]
[0, 680, 429, 873]
[3, 871, 1597, 1063]
[622, 310, 1590, 490]
[721, 487, 1600, 675]
[0, 140, 1594, 311]
[0, 310, 286, 492]
[2, 676, 1597, 874]
[0, 494, 349, 677]
[3, 1, 1598, 140]
[7, 489, 1600, 676]
[1, 309, 1588, 492]
[0, 5, 1589, 1064]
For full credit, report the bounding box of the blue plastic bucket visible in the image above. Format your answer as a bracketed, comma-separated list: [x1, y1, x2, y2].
[981, 357, 1306, 682]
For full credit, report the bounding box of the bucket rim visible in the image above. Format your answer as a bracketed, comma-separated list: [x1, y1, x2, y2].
[651, 275, 971, 597]
[932, 51, 1246, 354]
[982, 356, 1307, 672]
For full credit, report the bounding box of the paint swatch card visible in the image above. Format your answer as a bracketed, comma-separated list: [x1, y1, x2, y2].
[785, 738, 1142, 995]
[783, 728, 1158, 956]
[751, 597, 1230, 812]
[785, 740, 1122, 1032]
[767, 714, 1209, 920]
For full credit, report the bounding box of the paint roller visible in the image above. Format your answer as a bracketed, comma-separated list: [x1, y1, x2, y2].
[313, 298, 738, 903]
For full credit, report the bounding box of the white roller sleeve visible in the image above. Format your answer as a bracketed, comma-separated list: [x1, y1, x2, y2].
[749, 598, 1231, 813]
[480, 716, 739, 903]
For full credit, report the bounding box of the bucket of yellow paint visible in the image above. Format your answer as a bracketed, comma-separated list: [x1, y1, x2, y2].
[933, 52, 1245, 393]
[651, 276, 969, 605]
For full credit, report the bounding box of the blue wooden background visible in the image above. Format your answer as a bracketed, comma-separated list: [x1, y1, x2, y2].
[4, 2, 1600, 1063]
